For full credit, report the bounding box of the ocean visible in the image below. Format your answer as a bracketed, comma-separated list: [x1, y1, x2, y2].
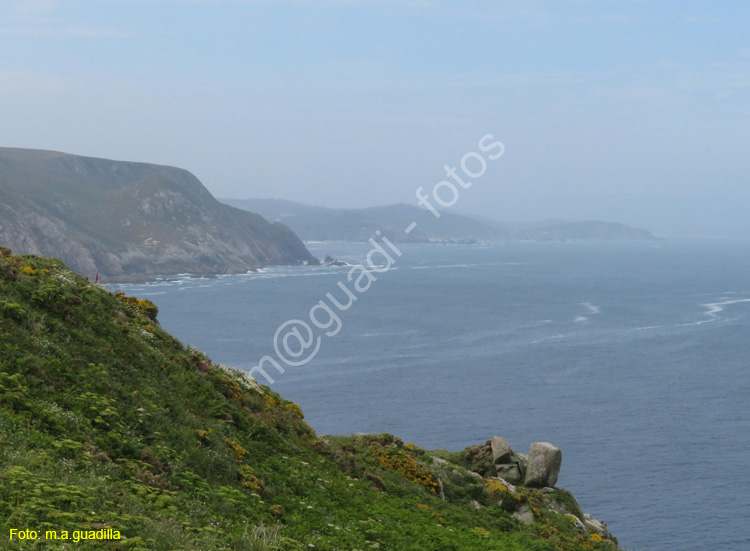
[113, 238, 750, 551]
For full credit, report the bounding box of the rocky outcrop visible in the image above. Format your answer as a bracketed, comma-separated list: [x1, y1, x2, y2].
[449, 435, 616, 547]
[490, 436, 527, 484]
[466, 437, 562, 489]
[0, 148, 315, 281]
[525, 442, 562, 488]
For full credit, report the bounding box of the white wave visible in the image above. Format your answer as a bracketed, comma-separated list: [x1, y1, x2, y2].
[248, 271, 346, 280]
[675, 298, 750, 327]
[581, 302, 601, 315]
[630, 325, 665, 332]
[574, 316, 588, 323]
[529, 333, 568, 344]
[702, 298, 750, 318]
[694, 291, 750, 296]
[677, 319, 717, 327]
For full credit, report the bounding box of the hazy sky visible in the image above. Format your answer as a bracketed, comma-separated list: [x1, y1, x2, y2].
[2, 0, 749, 235]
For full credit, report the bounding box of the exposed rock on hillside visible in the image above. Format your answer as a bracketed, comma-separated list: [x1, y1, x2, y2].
[0, 148, 315, 281]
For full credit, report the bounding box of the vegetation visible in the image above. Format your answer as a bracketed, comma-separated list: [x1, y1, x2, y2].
[0, 147, 314, 282]
[1, 250, 619, 550]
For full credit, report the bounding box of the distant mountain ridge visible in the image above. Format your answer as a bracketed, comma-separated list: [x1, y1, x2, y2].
[222, 198, 507, 242]
[0, 148, 315, 281]
[222, 198, 657, 243]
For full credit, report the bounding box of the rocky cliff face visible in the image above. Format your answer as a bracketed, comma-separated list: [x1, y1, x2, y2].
[0, 148, 315, 281]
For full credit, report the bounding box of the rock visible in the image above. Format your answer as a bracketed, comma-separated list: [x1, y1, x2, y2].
[496, 463, 523, 485]
[324, 255, 335, 263]
[584, 514, 611, 538]
[525, 442, 562, 488]
[471, 500, 482, 509]
[460, 444, 494, 476]
[328, 260, 347, 267]
[431, 457, 449, 467]
[490, 436, 513, 463]
[517, 453, 529, 479]
[490, 437, 527, 484]
[566, 514, 586, 531]
[512, 505, 534, 525]
[490, 477, 516, 494]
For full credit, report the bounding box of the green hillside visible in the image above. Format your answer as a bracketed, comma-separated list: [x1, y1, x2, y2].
[0, 249, 618, 551]
[0, 148, 315, 282]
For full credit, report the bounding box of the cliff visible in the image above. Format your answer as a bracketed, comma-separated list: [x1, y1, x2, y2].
[0, 148, 315, 282]
[0, 250, 619, 550]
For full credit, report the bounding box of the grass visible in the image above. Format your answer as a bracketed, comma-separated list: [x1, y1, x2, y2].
[1, 250, 619, 550]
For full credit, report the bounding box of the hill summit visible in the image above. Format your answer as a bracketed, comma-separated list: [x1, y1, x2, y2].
[0, 249, 619, 550]
[0, 148, 315, 282]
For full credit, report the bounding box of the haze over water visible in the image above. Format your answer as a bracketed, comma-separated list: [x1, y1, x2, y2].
[116, 239, 750, 551]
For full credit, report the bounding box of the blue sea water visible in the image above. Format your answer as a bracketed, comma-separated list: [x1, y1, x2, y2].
[115, 239, 750, 551]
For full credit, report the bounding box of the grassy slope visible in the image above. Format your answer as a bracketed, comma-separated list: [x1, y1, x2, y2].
[0, 251, 618, 551]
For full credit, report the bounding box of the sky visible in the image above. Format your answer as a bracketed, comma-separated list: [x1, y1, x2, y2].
[1, 0, 749, 236]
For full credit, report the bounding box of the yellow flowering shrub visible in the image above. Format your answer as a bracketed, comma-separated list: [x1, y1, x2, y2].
[220, 374, 243, 399]
[114, 292, 159, 320]
[226, 439, 249, 462]
[240, 465, 261, 491]
[485, 478, 521, 501]
[284, 401, 304, 419]
[374, 447, 439, 493]
[264, 395, 277, 409]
